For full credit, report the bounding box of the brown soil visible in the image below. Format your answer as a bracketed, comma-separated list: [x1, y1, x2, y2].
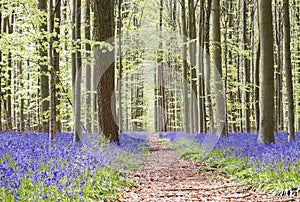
[118, 135, 298, 202]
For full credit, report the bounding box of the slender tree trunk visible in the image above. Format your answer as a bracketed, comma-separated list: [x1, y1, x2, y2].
[274, 0, 283, 132]
[74, 0, 82, 142]
[6, 17, 12, 130]
[19, 62, 24, 131]
[0, 4, 2, 131]
[38, 0, 49, 133]
[258, 0, 275, 143]
[94, 0, 119, 142]
[188, 0, 198, 133]
[243, 0, 250, 132]
[158, 0, 166, 131]
[181, 0, 190, 133]
[54, 0, 61, 132]
[255, 41, 260, 131]
[204, 0, 214, 133]
[212, 0, 227, 136]
[85, 0, 92, 133]
[283, 0, 295, 141]
[198, 0, 206, 133]
[71, 0, 76, 131]
[48, 0, 56, 141]
[117, 0, 123, 132]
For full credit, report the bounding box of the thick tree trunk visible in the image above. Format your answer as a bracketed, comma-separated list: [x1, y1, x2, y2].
[212, 0, 227, 136]
[258, 0, 275, 143]
[283, 0, 295, 141]
[94, 0, 119, 142]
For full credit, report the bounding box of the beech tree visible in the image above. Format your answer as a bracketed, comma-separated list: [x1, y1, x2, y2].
[258, 0, 275, 143]
[283, 0, 295, 141]
[94, 0, 119, 142]
[38, 0, 49, 133]
[212, 0, 227, 136]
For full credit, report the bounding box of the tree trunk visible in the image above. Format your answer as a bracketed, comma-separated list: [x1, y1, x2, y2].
[212, 0, 227, 136]
[243, 0, 250, 132]
[0, 4, 2, 131]
[74, 0, 82, 142]
[274, 0, 283, 132]
[5, 16, 13, 130]
[85, 0, 92, 133]
[283, 0, 295, 141]
[198, 0, 206, 133]
[117, 0, 123, 132]
[94, 0, 119, 142]
[38, 0, 49, 133]
[255, 42, 260, 131]
[188, 0, 198, 133]
[71, 0, 76, 131]
[54, 0, 61, 132]
[258, 0, 275, 143]
[181, 0, 190, 133]
[204, 0, 214, 134]
[48, 0, 56, 141]
[158, 0, 166, 131]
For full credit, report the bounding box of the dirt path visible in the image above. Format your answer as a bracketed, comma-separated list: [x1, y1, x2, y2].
[120, 135, 298, 201]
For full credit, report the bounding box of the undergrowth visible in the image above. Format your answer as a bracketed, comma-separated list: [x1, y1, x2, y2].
[167, 135, 300, 197]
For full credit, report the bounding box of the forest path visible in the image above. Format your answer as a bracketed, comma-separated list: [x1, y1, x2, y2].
[119, 135, 297, 202]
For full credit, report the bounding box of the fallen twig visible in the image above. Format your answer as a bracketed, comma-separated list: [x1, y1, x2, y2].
[221, 193, 251, 199]
[160, 184, 247, 192]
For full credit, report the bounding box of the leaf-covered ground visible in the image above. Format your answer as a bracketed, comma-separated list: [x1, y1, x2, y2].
[121, 135, 297, 201]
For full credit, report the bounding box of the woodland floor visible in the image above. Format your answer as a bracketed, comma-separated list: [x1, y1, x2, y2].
[119, 135, 298, 202]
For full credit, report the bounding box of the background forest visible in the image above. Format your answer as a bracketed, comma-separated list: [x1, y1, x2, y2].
[0, 0, 300, 201]
[0, 0, 299, 142]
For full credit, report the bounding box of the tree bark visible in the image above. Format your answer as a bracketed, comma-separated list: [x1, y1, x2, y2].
[48, 0, 56, 141]
[157, 0, 166, 131]
[212, 0, 227, 136]
[94, 0, 119, 142]
[188, 0, 198, 133]
[204, 0, 214, 134]
[54, 0, 61, 132]
[85, 0, 92, 133]
[181, 0, 190, 133]
[0, 3, 2, 131]
[243, 0, 250, 132]
[38, 0, 49, 133]
[198, 0, 206, 133]
[258, 0, 275, 143]
[74, 0, 82, 142]
[117, 0, 123, 132]
[283, 0, 295, 141]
